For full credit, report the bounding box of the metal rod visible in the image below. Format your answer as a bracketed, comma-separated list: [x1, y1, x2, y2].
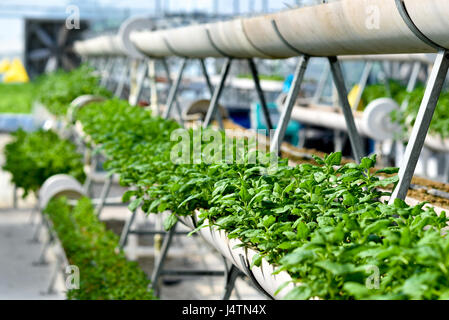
[199, 58, 224, 128]
[248, 58, 273, 130]
[119, 209, 137, 248]
[222, 264, 240, 300]
[238, 254, 274, 300]
[160, 270, 225, 276]
[328, 56, 364, 163]
[100, 58, 114, 88]
[162, 58, 187, 121]
[200, 59, 213, 95]
[400, 61, 422, 111]
[95, 175, 113, 218]
[353, 61, 374, 110]
[270, 55, 309, 155]
[150, 223, 177, 297]
[390, 50, 449, 202]
[129, 60, 148, 106]
[203, 58, 233, 128]
[312, 63, 330, 104]
[114, 57, 129, 98]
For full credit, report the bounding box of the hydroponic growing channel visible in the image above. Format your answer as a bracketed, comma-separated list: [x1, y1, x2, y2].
[2, 0, 449, 305]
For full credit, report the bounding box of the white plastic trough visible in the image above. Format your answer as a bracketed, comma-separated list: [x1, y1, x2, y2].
[178, 211, 296, 299]
[39, 174, 85, 211]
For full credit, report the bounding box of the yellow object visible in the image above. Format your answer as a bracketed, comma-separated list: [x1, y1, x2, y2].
[0, 58, 11, 73]
[348, 84, 365, 111]
[3, 58, 29, 83]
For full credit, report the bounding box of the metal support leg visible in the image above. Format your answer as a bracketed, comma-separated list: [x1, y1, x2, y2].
[114, 57, 129, 98]
[100, 58, 114, 88]
[312, 63, 330, 104]
[83, 155, 97, 197]
[163, 58, 187, 121]
[129, 60, 148, 106]
[222, 264, 240, 300]
[119, 209, 137, 248]
[199, 58, 224, 128]
[13, 184, 17, 209]
[270, 55, 310, 155]
[150, 223, 177, 297]
[401, 61, 422, 111]
[203, 58, 233, 128]
[248, 58, 273, 130]
[390, 50, 449, 203]
[44, 255, 62, 295]
[33, 231, 53, 266]
[238, 254, 274, 300]
[328, 56, 364, 163]
[96, 175, 113, 218]
[353, 61, 374, 110]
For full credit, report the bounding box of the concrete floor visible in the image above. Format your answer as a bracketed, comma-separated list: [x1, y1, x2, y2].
[0, 208, 64, 300]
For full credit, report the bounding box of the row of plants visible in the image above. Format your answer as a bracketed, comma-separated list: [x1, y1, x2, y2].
[0, 65, 109, 115]
[75, 98, 449, 300]
[44, 196, 156, 300]
[0, 82, 36, 113]
[2, 129, 85, 198]
[363, 79, 449, 139]
[34, 64, 111, 116]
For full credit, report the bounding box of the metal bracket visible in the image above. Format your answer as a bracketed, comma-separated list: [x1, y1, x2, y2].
[163, 58, 188, 122]
[114, 57, 130, 98]
[129, 59, 148, 106]
[270, 55, 310, 155]
[99, 57, 114, 88]
[199, 58, 224, 128]
[203, 58, 233, 129]
[328, 56, 364, 163]
[247, 58, 273, 130]
[238, 254, 274, 300]
[95, 174, 113, 218]
[161, 58, 185, 123]
[390, 50, 449, 202]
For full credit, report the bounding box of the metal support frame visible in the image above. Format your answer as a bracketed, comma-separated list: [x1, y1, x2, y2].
[247, 58, 273, 130]
[238, 254, 274, 300]
[312, 63, 330, 104]
[162, 58, 186, 122]
[328, 56, 364, 163]
[353, 61, 374, 111]
[401, 61, 422, 110]
[96, 174, 113, 218]
[129, 59, 149, 106]
[203, 58, 233, 128]
[199, 58, 225, 128]
[100, 57, 114, 88]
[149, 221, 228, 298]
[390, 50, 449, 202]
[119, 209, 137, 248]
[270, 55, 310, 155]
[114, 57, 130, 98]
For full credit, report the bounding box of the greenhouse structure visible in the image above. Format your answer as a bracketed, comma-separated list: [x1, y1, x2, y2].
[1, 0, 449, 308]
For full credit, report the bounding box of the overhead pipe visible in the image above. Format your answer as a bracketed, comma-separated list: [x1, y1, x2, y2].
[76, 1, 449, 60]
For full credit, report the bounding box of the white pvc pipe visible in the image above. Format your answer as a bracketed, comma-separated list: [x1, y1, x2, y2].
[78, 0, 449, 60]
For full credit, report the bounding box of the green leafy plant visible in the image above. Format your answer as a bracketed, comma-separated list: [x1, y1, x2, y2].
[35, 64, 111, 116]
[2, 129, 85, 197]
[44, 196, 156, 300]
[0, 82, 35, 113]
[75, 98, 449, 300]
